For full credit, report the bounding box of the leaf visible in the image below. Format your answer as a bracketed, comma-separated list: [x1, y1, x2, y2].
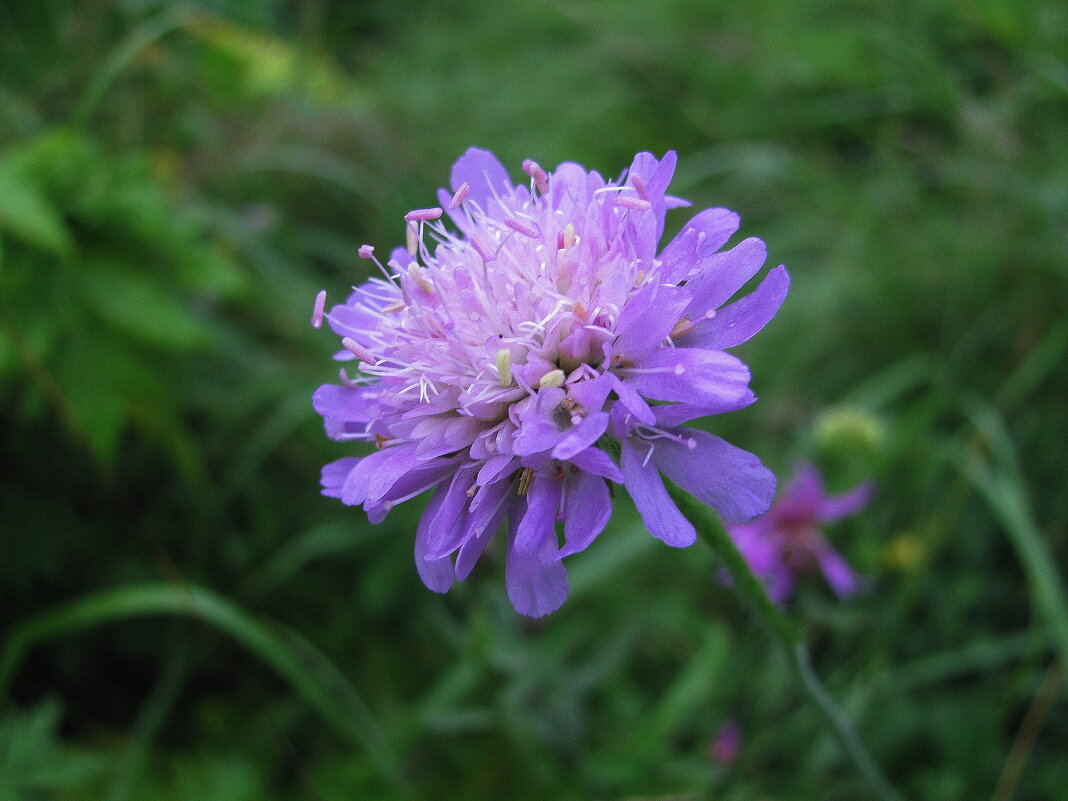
[0, 158, 73, 256]
[0, 699, 106, 797]
[81, 262, 210, 351]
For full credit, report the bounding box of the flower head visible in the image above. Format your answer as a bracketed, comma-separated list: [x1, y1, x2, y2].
[314, 148, 789, 616]
[726, 462, 872, 603]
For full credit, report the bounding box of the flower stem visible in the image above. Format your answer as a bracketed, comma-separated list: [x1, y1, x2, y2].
[668, 485, 904, 801]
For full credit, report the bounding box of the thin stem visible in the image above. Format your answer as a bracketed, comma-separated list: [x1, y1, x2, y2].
[667, 485, 904, 801]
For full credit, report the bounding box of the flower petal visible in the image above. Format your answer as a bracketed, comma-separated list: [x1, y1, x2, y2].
[621, 438, 696, 547]
[512, 471, 563, 553]
[653, 429, 776, 522]
[559, 468, 612, 558]
[651, 391, 757, 427]
[423, 465, 477, 559]
[607, 373, 656, 425]
[455, 490, 514, 580]
[626, 348, 751, 408]
[553, 412, 609, 460]
[506, 504, 569, 617]
[659, 208, 741, 283]
[684, 237, 767, 316]
[816, 482, 874, 523]
[815, 543, 860, 597]
[321, 457, 361, 501]
[612, 284, 691, 359]
[450, 147, 513, 213]
[568, 446, 624, 483]
[414, 483, 456, 593]
[680, 265, 790, 350]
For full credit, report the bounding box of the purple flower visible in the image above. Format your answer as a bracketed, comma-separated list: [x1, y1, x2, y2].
[314, 148, 789, 616]
[710, 720, 742, 766]
[726, 462, 872, 603]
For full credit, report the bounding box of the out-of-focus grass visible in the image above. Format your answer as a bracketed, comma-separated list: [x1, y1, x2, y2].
[0, 1, 1065, 799]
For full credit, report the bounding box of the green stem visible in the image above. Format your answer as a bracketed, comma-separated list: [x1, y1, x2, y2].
[668, 485, 904, 801]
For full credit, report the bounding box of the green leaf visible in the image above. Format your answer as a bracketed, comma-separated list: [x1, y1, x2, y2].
[0, 158, 73, 256]
[0, 699, 106, 798]
[81, 262, 210, 351]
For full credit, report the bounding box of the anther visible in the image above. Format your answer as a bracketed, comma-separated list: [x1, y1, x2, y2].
[341, 337, 376, 364]
[562, 222, 577, 249]
[539, 369, 565, 388]
[673, 364, 686, 376]
[406, 263, 433, 293]
[670, 318, 694, 337]
[613, 196, 652, 211]
[358, 244, 375, 259]
[311, 290, 327, 329]
[504, 216, 539, 238]
[406, 222, 418, 256]
[404, 207, 443, 222]
[631, 174, 648, 198]
[517, 467, 535, 497]
[522, 159, 549, 193]
[449, 182, 471, 209]
[495, 349, 513, 387]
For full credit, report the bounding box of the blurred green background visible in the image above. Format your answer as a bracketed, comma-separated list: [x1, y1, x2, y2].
[1, 1, 1066, 799]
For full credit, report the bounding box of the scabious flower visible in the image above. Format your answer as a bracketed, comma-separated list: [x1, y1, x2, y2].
[314, 148, 789, 616]
[726, 462, 872, 603]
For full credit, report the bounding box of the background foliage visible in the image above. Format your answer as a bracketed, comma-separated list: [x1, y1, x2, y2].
[1, 1, 1065, 799]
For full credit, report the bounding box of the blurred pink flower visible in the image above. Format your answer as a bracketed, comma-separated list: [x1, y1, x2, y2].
[726, 462, 872, 603]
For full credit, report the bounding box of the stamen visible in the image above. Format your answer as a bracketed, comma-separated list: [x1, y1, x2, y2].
[539, 369, 565, 388]
[631, 174, 648, 198]
[562, 222, 577, 249]
[358, 244, 375, 259]
[341, 337, 376, 364]
[613, 196, 652, 211]
[449, 182, 471, 209]
[517, 467, 534, 497]
[406, 263, 434, 293]
[670, 318, 694, 337]
[504, 216, 539, 238]
[522, 159, 549, 193]
[404, 207, 443, 222]
[495, 349, 513, 387]
[406, 222, 418, 255]
[311, 290, 327, 329]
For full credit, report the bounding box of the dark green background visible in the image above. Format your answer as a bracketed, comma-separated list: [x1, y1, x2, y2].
[1, 1, 1065, 799]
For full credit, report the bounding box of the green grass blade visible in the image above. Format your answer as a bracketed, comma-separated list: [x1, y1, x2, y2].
[953, 405, 1068, 680]
[0, 583, 405, 788]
